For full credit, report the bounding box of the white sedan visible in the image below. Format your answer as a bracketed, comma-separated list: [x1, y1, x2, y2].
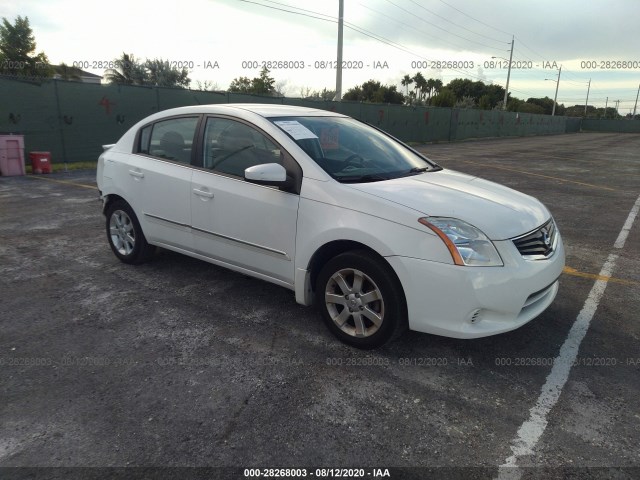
[97, 104, 564, 349]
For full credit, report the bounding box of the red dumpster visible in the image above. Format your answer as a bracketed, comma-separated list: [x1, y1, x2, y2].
[29, 151, 52, 174]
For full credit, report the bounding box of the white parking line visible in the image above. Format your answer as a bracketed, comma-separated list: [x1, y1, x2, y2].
[497, 193, 640, 480]
[614, 197, 640, 249]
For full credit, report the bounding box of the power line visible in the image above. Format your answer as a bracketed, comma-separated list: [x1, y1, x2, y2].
[409, 0, 505, 43]
[514, 36, 550, 63]
[234, 0, 627, 105]
[382, 0, 505, 52]
[254, 0, 334, 19]
[358, 2, 475, 53]
[235, 0, 489, 81]
[341, 22, 486, 80]
[511, 35, 595, 87]
[511, 38, 590, 85]
[235, 0, 336, 23]
[234, 0, 429, 62]
[405, 0, 509, 44]
[344, 22, 430, 60]
[563, 79, 589, 86]
[561, 69, 590, 83]
[437, 0, 512, 36]
[511, 46, 542, 66]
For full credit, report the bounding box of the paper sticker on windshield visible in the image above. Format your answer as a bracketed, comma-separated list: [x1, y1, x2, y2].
[274, 120, 318, 140]
[320, 127, 339, 150]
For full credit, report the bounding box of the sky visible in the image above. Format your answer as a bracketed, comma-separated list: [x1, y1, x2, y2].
[3, 0, 640, 113]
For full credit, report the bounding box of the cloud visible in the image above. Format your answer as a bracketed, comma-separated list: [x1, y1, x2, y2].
[2, 0, 638, 108]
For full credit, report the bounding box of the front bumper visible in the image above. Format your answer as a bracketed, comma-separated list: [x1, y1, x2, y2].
[386, 232, 565, 339]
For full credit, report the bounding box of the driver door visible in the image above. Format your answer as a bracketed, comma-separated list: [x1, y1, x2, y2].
[190, 117, 300, 285]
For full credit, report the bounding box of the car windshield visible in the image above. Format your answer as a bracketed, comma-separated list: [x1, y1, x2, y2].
[270, 116, 441, 183]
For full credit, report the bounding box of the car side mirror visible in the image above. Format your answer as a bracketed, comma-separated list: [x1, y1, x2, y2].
[244, 163, 289, 187]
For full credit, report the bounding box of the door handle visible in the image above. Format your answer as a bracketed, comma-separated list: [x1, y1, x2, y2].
[193, 188, 214, 198]
[128, 169, 144, 178]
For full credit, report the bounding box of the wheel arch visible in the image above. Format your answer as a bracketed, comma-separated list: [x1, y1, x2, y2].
[304, 240, 406, 310]
[102, 193, 129, 215]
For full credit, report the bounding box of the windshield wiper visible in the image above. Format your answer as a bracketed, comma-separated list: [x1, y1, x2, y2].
[339, 173, 390, 183]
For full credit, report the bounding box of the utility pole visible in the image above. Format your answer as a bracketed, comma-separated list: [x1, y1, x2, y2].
[334, 0, 344, 101]
[551, 65, 562, 116]
[584, 79, 591, 116]
[615, 99, 620, 116]
[604, 97, 608, 118]
[502, 36, 514, 110]
[633, 83, 639, 117]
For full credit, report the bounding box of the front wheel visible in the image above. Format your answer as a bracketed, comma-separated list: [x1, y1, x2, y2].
[316, 250, 407, 349]
[105, 200, 155, 264]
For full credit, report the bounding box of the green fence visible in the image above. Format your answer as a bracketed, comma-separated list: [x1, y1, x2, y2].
[0, 76, 608, 164]
[581, 118, 640, 133]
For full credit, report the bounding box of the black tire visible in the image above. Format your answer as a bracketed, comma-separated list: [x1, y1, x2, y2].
[316, 250, 407, 349]
[105, 200, 155, 264]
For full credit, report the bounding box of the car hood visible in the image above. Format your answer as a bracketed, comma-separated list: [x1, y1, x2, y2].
[347, 169, 550, 240]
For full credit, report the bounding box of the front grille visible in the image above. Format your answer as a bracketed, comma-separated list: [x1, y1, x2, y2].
[512, 219, 556, 259]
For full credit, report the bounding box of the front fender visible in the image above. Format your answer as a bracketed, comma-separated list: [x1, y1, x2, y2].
[293, 196, 455, 305]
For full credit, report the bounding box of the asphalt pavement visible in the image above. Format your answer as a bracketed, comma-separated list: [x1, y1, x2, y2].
[1, 132, 638, 480]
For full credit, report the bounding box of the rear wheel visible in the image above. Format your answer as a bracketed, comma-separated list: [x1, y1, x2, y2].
[316, 250, 407, 349]
[105, 200, 155, 264]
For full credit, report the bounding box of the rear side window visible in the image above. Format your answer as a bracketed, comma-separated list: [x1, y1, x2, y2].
[138, 117, 199, 164]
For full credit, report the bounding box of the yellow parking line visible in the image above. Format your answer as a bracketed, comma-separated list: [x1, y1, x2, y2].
[26, 175, 98, 190]
[563, 266, 637, 285]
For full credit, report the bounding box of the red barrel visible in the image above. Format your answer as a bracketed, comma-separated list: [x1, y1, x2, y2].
[29, 151, 52, 174]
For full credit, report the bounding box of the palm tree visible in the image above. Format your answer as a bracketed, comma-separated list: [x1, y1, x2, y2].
[412, 72, 427, 103]
[433, 79, 443, 96]
[425, 78, 436, 103]
[104, 53, 146, 85]
[401, 74, 413, 97]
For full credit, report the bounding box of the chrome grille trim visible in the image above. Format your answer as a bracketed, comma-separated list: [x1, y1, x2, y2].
[512, 218, 557, 260]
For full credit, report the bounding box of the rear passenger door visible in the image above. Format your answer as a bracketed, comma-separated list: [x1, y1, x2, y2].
[129, 115, 200, 249]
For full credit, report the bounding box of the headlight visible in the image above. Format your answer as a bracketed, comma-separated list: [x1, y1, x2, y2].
[418, 217, 503, 267]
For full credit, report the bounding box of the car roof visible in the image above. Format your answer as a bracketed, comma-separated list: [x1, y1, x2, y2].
[229, 103, 345, 118]
[154, 103, 346, 119]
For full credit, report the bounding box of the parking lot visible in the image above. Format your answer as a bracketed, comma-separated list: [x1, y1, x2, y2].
[1, 132, 638, 479]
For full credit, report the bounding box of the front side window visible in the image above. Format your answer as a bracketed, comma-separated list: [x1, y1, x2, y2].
[271, 116, 440, 183]
[140, 117, 199, 164]
[203, 118, 281, 177]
